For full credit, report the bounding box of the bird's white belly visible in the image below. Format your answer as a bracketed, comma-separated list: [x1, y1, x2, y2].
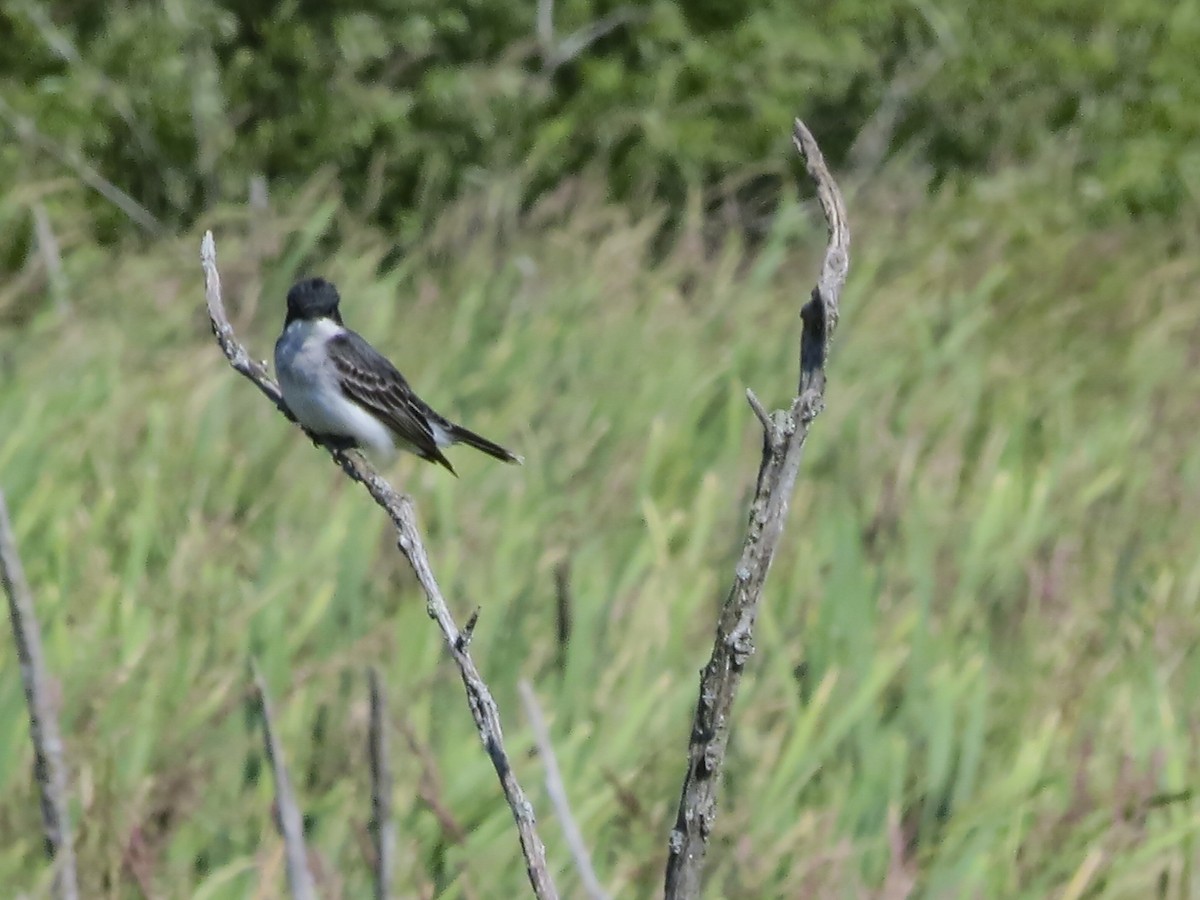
[274, 321, 396, 457]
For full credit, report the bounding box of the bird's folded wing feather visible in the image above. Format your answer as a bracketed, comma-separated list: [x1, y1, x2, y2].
[326, 331, 440, 454]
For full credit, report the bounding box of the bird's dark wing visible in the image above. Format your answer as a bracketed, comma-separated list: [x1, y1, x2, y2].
[326, 330, 455, 471]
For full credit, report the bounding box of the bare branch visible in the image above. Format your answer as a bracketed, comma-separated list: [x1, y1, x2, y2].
[0, 490, 79, 900]
[519, 681, 609, 900]
[663, 118, 851, 898]
[848, 49, 946, 178]
[200, 233, 558, 900]
[251, 662, 316, 900]
[367, 668, 394, 900]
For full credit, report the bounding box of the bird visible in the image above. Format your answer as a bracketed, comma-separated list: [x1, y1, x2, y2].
[273, 277, 522, 475]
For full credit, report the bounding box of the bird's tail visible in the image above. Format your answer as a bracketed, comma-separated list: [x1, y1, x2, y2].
[449, 423, 523, 465]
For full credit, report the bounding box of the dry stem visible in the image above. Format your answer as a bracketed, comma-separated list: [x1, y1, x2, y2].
[368, 667, 394, 900]
[663, 118, 850, 898]
[0, 490, 79, 900]
[252, 662, 316, 900]
[519, 680, 610, 900]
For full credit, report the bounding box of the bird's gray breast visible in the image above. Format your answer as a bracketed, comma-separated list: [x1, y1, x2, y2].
[272, 317, 398, 457]
[276, 320, 341, 385]
[274, 319, 351, 431]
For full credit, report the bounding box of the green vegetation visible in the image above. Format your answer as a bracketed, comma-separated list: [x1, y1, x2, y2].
[2, 1, 1200, 897]
[3, 157, 1199, 896]
[3, 0, 1200, 248]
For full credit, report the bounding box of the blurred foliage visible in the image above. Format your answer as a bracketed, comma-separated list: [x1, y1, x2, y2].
[2, 0, 1198, 246]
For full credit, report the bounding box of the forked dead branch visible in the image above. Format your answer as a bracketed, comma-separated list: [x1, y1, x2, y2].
[663, 119, 850, 898]
[200, 235, 558, 900]
[202, 114, 844, 900]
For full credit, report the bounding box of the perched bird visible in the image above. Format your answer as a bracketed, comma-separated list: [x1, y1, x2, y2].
[274, 277, 521, 475]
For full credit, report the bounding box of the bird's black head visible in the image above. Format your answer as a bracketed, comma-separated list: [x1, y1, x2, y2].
[285, 278, 343, 325]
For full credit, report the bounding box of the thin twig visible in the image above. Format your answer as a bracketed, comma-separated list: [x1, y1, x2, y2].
[31, 203, 69, 313]
[200, 233, 558, 900]
[249, 175, 270, 212]
[536, 0, 555, 58]
[0, 490, 79, 900]
[553, 559, 572, 674]
[251, 662, 316, 900]
[847, 50, 946, 178]
[395, 714, 486, 900]
[519, 681, 610, 900]
[549, 10, 642, 70]
[744, 388, 771, 434]
[367, 668, 394, 900]
[663, 118, 850, 899]
[535, 0, 643, 73]
[397, 715, 469, 845]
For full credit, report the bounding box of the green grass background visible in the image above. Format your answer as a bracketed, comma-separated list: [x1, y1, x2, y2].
[3, 155, 1199, 897]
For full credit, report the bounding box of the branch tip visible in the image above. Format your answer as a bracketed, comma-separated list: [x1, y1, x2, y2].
[457, 608, 481, 652]
[745, 388, 772, 434]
